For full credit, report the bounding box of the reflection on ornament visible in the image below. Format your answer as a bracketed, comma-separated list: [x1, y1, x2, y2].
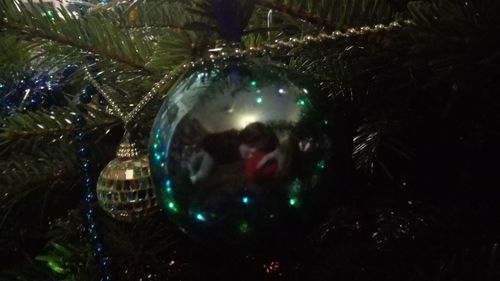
[97, 135, 158, 222]
[149, 57, 344, 252]
[238, 114, 258, 129]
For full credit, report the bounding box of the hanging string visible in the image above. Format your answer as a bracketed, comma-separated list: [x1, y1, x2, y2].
[267, 9, 273, 41]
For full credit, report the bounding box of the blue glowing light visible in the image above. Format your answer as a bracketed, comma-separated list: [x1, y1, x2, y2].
[242, 196, 249, 204]
[165, 179, 172, 193]
[195, 213, 206, 221]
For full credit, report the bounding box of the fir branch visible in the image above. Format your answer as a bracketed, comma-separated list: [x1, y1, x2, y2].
[0, 107, 120, 154]
[111, 0, 212, 31]
[408, 0, 500, 42]
[4, 22, 154, 74]
[147, 31, 216, 71]
[0, 32, 32, 76]
[259, 0, 401, 31]
[259, 0, 337, 31]
[0, 0, 157, 74]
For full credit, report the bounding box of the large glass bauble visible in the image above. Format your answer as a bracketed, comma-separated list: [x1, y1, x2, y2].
[149, 57, 345, 253]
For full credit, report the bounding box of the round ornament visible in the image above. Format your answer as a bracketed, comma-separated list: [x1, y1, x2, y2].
[149, 57, 344, 252]
[97, 136, 159, 222]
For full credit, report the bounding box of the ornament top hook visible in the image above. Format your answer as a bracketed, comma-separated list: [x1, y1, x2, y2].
[116, 131, 140, 159]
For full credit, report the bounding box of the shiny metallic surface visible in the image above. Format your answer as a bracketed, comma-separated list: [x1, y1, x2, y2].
[97, 139, 159, 222]
[149, 58, 337, 251]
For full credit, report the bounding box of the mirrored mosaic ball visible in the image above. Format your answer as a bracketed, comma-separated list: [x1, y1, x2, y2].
[96, 154, 159, 222]
[149, 58, 344, 252]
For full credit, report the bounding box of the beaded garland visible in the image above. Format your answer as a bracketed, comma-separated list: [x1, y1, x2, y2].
[74, 114, 113, 281]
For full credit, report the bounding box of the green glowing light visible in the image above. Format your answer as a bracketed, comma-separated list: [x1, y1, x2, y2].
[46, 10, 55, 19]
[323, 120, 329, 125]
[242, 196, 249, 204]
[317, 160, 325, 170]
[167, 201, 178, 212]
[256, 97, 263, 104]
[289, 198, 298, 206]
[239, 222, 250, 234]
[196, 213, 206, 221]
[297, 99, 306, 106]
[47, 260, 65, 274]
[155, 154, 161, 160]
[153, 143, 158, 149]
[250, 81, 257, 87]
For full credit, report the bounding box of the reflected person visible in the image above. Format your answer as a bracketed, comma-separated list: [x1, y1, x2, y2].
[188, 122, 282, 184]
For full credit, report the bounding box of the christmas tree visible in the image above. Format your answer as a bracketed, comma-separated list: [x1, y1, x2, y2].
[1, 0, 500, 280]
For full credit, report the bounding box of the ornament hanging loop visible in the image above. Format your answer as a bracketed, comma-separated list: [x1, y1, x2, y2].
[267, 9, 273, 41]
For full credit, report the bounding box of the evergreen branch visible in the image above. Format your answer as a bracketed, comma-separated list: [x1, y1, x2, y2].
[408, 0, 500, 43]
[258, 0, 337, 31]
[259, 0, 401, 31]
[0, 0, 156, 74]
[2, 21, 155, 74]
[147, 30, 216, 71]
[0, 32, 32, 76]
[0, 107, 120, 154]
[0, 145, 77, 190]
[118, 22, 212, 32]
[112, 0, 212, 30]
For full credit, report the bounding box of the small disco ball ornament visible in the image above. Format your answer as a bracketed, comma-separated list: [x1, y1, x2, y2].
[97, 137, 159, 222]
[149, 57, 346, 252]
